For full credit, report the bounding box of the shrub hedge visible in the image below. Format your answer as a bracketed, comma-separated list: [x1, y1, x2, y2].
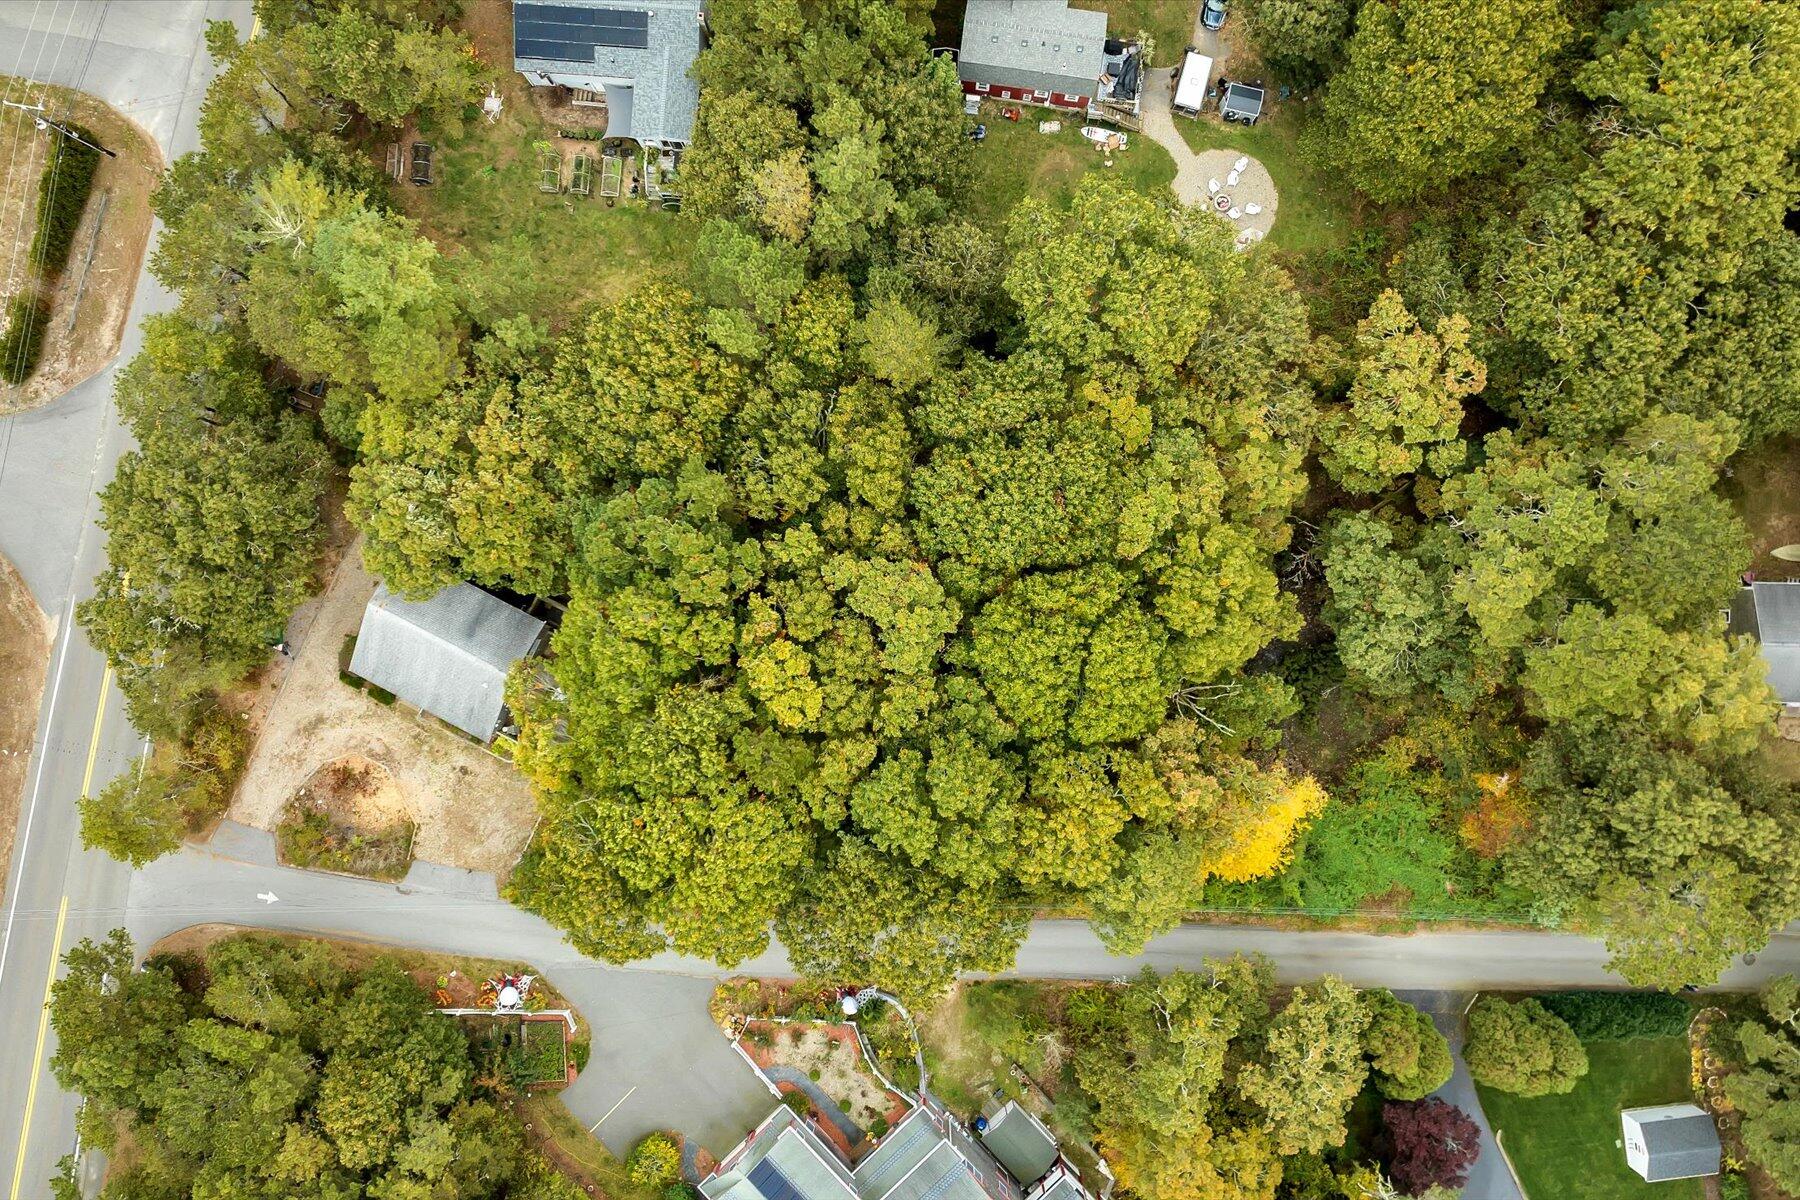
[29, 125, 102, 278]
[0, 292, 47, 384]
[1538, 991, 1693, 1041]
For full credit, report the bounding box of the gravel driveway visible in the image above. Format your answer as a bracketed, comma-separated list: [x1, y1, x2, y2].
[1140, 67, 1279, 244]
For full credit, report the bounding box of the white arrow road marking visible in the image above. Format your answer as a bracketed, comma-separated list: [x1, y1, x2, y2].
[256, 892, 279, 905]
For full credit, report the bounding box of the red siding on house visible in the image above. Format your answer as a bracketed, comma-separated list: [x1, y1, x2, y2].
[961, 78, 1088, 110]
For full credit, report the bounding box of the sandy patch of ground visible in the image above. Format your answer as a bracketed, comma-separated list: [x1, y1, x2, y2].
[0, 78, 161, 412]
[1140, 69, 1278, 244]
[226, 535, 538, 876]
[0, 554, 51, 904]
[298, 754, 413, 828]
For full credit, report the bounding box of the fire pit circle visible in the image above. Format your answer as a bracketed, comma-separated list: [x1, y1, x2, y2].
[1213, 193, 1232, 212]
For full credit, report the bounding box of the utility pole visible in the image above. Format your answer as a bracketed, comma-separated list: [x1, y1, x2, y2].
[1, 97, 116, 157]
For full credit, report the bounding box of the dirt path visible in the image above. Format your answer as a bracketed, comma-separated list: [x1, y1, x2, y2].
[227, 537, 539, 876]
[0, 78, 161, 412]
[0, 553, 52, 904]
[1140, 67, 1279, 245]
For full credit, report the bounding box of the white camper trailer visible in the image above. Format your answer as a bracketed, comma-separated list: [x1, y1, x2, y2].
[1173, 50, 1213, 116]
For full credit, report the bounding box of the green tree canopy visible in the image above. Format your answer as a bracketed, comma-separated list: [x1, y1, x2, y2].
[1724, 976, 1800, 1193]
[1321, 0, 1572, 201]
[499, 183, 1322, 1000]
[50, 932, 575, 1199]
[1362, 988, 1454, 1100]
[1319, 289, 1482, 494]
[1465, 996, 1588, 1097]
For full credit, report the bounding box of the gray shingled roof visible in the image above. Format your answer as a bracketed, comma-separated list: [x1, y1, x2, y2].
[349, 582, 544, 740]
[1624, 1105, 1720, 1182]
[1731, 582, 1800, 703]
[978, 1103, 1057, 1187]
[957, 0, 1106, 98]
[512, 0, 704, 146]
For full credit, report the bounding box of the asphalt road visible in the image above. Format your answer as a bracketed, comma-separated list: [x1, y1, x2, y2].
[0, 4, 246, 1197]
[114, 834, 1800, 1173]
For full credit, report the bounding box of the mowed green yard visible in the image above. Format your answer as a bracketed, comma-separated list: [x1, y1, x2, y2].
[964, 104, 1178, 228]
[1476, 1038, 1705, 1200]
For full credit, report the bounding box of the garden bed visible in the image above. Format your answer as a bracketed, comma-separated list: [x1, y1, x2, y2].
[464, 1013, 574, 1090]
[739, 1021, 911, 1135]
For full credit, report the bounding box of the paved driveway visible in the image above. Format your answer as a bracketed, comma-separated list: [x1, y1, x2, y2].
[1398, 990, 1526, 1200]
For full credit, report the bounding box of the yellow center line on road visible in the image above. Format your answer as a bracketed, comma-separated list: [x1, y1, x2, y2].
[79, 660, 114, 799]
[8, 895, 69, 1200]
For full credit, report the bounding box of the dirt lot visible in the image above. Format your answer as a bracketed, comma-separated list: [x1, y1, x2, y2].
[226, 536, 539, 876]
[0, 78, 161, 412]
[0, 554, 51, 903]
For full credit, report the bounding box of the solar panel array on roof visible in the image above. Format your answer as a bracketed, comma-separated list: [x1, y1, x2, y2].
[515, 2, 649, 58]
[748, 1158, 807, 1200]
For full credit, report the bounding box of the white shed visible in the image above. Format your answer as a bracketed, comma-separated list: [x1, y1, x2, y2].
[1621, 1104, 1720, 1183]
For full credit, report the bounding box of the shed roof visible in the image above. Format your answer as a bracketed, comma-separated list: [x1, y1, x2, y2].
[1221, 82, 1264, 118]
[348, 582, 544, 740]
[512, 0, 704, 145]
[957, 0, 1106, 98]
[1623, 1105, 1721, 1182]
[1731, 582, 1800, 702]
[978, 1103, 1058, 1186]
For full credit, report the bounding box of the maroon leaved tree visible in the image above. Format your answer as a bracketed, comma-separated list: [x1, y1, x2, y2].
[1382, 1098, 1482, 1196]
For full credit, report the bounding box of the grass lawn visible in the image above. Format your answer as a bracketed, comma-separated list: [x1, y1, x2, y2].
[1173, 105, 1359, 258]
[1721, 433, 1800, 578]
[1072, 0, 1199, 65]
[964, 103, 1177, 229]
[397, 109, 688, 330]
[1476, 1038, 1705, 1200]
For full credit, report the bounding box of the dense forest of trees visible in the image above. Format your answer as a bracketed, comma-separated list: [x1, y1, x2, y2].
[46, 932, 583, 1200]
[76, 0, 1800, 1009]
[1066, 963, 1467, 1200]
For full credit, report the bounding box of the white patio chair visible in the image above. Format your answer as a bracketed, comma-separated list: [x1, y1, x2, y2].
[1234, 155, 1250, 173]
[1244, 203, 1262, 215]
[1228, 207, 1242, 219]
[1208, 178, 1221, 193]
[1227, 169, 1241, 186]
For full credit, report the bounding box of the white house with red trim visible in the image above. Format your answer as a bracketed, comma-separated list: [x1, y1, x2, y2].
[954, 0, 1141, 116]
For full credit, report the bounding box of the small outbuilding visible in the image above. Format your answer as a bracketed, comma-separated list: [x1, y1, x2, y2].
[1220, 82, 1265, 123]
[1620, 1104, 1721, 1184]
[348, 582, 546, 742]
[1729, 579, 1800, 706]
[978, 1100, 1059, 1186]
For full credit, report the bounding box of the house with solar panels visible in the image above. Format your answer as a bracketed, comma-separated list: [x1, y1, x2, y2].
[701, 1095, 1093, 1200]
[511, 0, 705, 148]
